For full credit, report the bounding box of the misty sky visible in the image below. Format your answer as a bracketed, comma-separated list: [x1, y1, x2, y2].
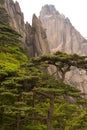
[13, 0, 87, 38]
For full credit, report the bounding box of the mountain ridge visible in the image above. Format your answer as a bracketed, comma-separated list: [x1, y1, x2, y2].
[40, 4, 87, 55]
[39, 4, 87, 93]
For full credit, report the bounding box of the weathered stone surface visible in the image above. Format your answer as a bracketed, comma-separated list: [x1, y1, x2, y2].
[2, 1, 87, 93]
[32, 14, 50, 55]
[65, 67, 87, 93]
[2, 0, 50, 57]
[3, 0, 26, 45]
[40, 5, 87, 93]
[24, 22, 35, 57]
[40, 5, 87, 55]
[4, 0, 25, 39]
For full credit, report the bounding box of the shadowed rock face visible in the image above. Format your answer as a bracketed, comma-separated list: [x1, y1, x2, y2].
[24, 22, 35, 57]
[2, 0, 50, 57]
[40, 5, 87, 55]
[32, 14, 50, 56]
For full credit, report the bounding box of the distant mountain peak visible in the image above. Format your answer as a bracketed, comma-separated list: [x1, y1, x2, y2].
[40, 4, 59, 16]
[40, 4, 87, 55]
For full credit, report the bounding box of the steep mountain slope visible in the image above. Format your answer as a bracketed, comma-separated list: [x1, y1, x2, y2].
[2, 0, 50, 57]
[39, 5, 87, 93]
[32, 14, 50, 55]
[40, 5, 87, 55]
[3, 1, 87, 93]
[0, 4, 49, 129]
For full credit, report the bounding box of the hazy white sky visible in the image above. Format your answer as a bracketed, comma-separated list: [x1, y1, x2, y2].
[13, 0, 87, 38]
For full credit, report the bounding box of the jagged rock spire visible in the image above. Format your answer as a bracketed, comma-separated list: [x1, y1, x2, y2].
[0, 0, 50, 57]
[32, 14, 50, 55]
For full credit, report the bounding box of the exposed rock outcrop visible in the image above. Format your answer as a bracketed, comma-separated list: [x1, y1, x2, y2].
[40, 5, 87, 55]
[65, 67, 87, 93]
[40, 5, 87, 93]
[4, 0, 26, 43]
[1, 0, 50, 56]
[1, 1, 87, 93]
[32, 14, 50, 55]
[24, 22, 35, 57]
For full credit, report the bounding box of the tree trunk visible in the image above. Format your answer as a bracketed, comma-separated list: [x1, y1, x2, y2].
[47, 96, 54, 130]
[32, 92, 35, 125]
[16, 114, 20, 130]
[62, 71, 66, 82]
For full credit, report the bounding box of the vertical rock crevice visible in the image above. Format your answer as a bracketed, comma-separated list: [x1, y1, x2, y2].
[32, 14, 50, 56]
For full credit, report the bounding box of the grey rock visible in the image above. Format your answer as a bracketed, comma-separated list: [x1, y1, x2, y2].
[2, 0, 50, 57]
[40, 5, 87, 93]
[32, 14, 50, 56]
[40, 5, 87, 55]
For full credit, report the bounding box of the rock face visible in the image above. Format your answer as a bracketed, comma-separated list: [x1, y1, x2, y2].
[65, 67, 87, 93]
[4, 0, 26, 43]
[1, 1, 87, 93]
[2, 0, 50, 56]
[40, 5, 87, 55]
[32, 14, 50, 55]
[24, 22, 35, 57]
[40, 5, 87, 93]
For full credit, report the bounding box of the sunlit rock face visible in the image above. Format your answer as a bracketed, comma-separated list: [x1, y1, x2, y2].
[3, 0, 30, 56]
[40, 5, 87, 55]
[40, 5, 87, 93]
[2, 0, 50, 57]
[3, 0, 26, 43]
[1, 1, 87, 93]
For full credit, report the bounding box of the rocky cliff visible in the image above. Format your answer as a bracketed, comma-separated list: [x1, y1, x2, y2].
[32, 14, 50, 55]
[3, 0, 26, 43]
[1, 0, 50, 56]
[40, 5, 87, 93]
[40, 5, 87, 55]
[1, 1, 87, 93]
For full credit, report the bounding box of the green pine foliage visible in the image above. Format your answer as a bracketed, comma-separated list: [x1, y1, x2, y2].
[0, 6, 87, 130]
